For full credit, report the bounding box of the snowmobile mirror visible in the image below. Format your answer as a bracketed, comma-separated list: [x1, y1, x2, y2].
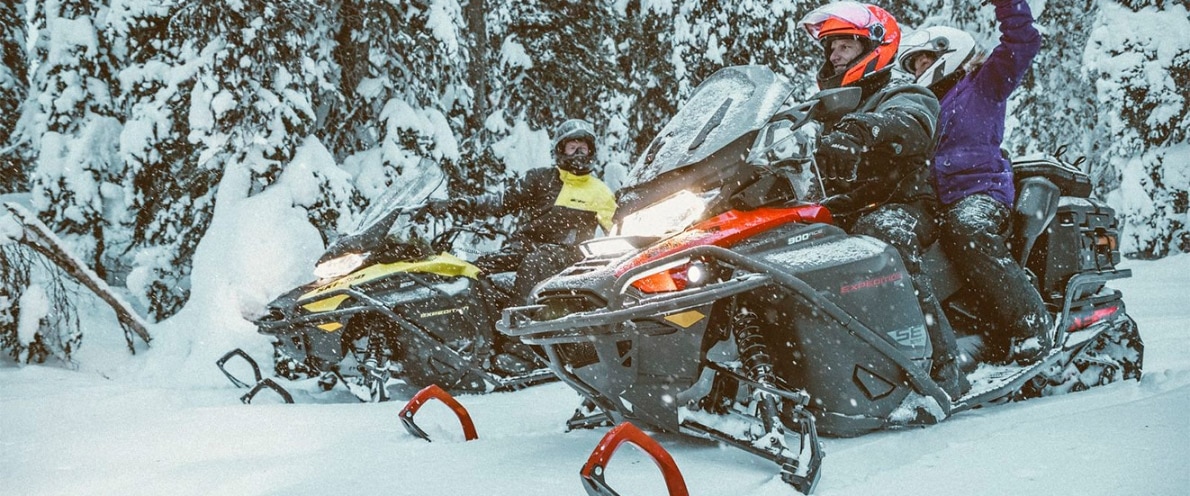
[809, 87, 862, 122]
[399, 384, 479, 442]
[580, 422, 689, 496]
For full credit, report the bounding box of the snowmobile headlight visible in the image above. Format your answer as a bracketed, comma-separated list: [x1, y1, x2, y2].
[314, 252, 369, 280]
[618, 190, 707, 238]
[582, 237, 638, 258]
[685, 261, 709, 286]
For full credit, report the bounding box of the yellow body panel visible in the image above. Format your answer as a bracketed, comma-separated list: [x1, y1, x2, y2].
[299, 253, 481, 310]
[663, 310, 706, 329]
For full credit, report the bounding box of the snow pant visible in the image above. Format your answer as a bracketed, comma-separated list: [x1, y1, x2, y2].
[940, 194, 1053, 361]
[475, 241, 581, 304]
[849, 203, 964, 375]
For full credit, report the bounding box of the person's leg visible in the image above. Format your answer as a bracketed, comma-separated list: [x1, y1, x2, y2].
[853, 204, 970, 398]
[512, 243, 582, 303]
[941, 194, 1053, 363]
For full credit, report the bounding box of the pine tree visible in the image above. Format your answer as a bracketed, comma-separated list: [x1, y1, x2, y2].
[20, 0, 124, 278]
[1085, 0, 1189, 257]
[1, 1, 28, 194]
[106, 0, 204, 319]
[172, 0, 330, 189]
[325, 0, 471, 203]
[116, 0, 348, 318]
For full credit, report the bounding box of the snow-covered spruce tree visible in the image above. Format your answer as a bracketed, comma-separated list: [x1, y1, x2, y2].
[19, 0, 124, 279]
[105, 0, 204, 320]
[482, 0, 621, 184]
[670, 0, 821, 100]
[1, 1, 28, 194]
[172, 0, 335, 191]
[1086, 0, 1189, 258]
[606, 1, 677, 172]
[325, 0, 469, 205]
[128, 0, 349, 318]
[1002, 0, 1101, 166]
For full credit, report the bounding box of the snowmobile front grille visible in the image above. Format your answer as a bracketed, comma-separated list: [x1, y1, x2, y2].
[533, 293, 607, 322]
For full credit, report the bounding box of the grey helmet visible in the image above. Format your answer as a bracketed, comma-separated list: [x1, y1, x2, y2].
[552, 118, 597, 175]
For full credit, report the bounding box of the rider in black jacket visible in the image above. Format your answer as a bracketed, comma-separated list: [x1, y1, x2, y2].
[799, 1, 969, 398]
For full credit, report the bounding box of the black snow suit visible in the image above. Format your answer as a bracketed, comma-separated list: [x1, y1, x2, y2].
[471, 167, 617, 300]
[815, 73, 969, 397]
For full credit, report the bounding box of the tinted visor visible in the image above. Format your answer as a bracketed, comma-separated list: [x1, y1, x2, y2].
[799, 1, 877, 40]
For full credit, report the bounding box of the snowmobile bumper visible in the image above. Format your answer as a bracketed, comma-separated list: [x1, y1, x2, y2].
[501, 245, 950, 406]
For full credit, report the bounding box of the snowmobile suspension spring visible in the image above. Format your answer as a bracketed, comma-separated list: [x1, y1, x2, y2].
[732, 308, 776, 387]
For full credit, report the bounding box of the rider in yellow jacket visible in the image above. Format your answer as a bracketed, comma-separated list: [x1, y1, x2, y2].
[434, 118, 617, 300]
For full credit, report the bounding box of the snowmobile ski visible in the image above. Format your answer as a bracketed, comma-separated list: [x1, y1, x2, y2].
[399, 384, 478, 442]
[581, 422, 689, 496]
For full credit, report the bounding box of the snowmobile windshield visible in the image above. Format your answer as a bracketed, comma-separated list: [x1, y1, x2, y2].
[349, 158, 447, 237]
[625, 65, 797, 189]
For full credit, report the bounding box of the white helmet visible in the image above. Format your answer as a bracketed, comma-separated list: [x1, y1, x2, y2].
[896, 26, 980, 88]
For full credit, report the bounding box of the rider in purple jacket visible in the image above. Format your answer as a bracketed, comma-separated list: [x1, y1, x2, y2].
[898, 0, 1050, 364]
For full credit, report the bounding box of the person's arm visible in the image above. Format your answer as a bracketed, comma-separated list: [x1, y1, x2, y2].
[818, 88, 939, 180]
[469, 168, 546, 217]
[972, 0, 1042, 101]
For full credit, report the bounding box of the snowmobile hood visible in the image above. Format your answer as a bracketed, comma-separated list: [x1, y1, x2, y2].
[299, 252, 480, 311]
[626, 66, 797, 189]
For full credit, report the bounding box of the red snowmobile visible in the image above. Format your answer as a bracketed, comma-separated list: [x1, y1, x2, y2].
[499, 66, 1142, 493]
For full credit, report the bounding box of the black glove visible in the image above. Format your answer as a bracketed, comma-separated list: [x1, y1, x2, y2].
[815, 129, 864, 182]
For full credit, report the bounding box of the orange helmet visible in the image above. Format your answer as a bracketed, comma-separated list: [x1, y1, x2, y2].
[798, 1, 901, 90]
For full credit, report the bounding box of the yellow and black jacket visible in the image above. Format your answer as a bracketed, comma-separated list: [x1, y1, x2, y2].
[472, 167, 617, 246]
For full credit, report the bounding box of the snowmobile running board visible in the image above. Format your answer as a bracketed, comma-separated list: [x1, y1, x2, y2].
[581, 422, 689, 496]
[398, 384, 478, 442]
[215, 348, 294, 404]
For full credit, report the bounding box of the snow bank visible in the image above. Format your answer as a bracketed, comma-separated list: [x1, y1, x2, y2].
[130, 145, 330, 385]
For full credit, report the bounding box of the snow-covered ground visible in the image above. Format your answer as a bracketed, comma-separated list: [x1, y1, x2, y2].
[3, 254, 1188, 496]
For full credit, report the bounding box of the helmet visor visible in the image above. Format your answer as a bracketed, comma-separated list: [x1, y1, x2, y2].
[799, 1, 877, 40]
[901, 30, 953, 53]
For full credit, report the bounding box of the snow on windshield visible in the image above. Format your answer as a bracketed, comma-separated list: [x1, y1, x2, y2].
[626, 66, 796, 187]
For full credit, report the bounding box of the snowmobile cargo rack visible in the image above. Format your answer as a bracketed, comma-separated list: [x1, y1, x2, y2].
[216, 348, 294, 404]
[398, 384, 478, 442]
[581, 422, 689, 496]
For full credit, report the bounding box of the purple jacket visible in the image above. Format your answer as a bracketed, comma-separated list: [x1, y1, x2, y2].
[932, 0, 1041, 207]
